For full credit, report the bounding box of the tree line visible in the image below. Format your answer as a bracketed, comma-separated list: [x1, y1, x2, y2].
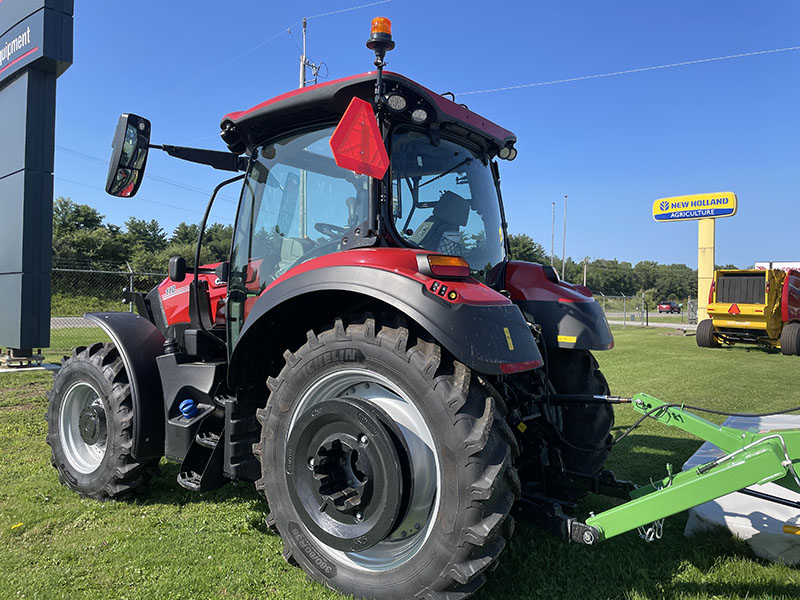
[52, 197, 725, 302]
[53, 197, 232, 272]
[507, 233, 737, 301]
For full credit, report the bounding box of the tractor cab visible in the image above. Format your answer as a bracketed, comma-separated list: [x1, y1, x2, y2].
[216, 69, 519, 348]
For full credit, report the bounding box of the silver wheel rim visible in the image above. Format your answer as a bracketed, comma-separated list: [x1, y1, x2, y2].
[288, 367, 441, 572]
[59, 382, 108, 474]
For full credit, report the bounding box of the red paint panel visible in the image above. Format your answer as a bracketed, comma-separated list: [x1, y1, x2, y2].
[159, 264, 228, 327]
[222, 73, 370, 123]
[221, 71, 514, 146]
[329, 97, 389, 179]
[782, 270, 800, 322]
[504, 261, 593, 303]
[260, 248, 510, 307]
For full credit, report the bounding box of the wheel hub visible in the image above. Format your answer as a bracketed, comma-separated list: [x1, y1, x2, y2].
[313, 438, 368, 514]
[78, 405, 106, 445]
[286, 397, 410, 552]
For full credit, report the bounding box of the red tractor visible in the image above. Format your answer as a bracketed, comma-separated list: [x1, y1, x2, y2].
[47, 19, 617, 599]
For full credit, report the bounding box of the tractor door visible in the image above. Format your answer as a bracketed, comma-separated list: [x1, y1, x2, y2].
[227, 126, 368, 349]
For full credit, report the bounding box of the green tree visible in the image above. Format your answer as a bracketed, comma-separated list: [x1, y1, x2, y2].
[124, 217, 168, 253]
[52, 197, 128, 267]
[53, 197, 104, 236]
[171, 222, 200, 245]
[508, 233, 548, 263]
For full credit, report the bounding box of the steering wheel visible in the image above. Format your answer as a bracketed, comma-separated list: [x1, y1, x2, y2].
[315, 222, 348, 239]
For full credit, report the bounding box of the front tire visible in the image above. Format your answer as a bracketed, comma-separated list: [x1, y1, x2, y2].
[545, 348, 614, 502]
[254, 316, 518, 599]
[46, 342, 158, 500]
[696, 319, 720, 348]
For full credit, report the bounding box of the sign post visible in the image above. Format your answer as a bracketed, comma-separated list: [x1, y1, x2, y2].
[0, 1, 73, 364]
[652, 192, 738, 322]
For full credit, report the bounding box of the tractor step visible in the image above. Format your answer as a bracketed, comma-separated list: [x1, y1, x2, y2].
[177, 470, 203, 491]
[177, 411, 226, 492]
[196, 431, 220, 449]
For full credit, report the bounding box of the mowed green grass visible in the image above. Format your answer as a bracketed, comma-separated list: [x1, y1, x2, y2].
[1, 327, 799, 599]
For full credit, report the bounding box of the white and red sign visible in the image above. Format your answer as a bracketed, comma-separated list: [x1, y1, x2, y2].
[754, 261, 800, 273]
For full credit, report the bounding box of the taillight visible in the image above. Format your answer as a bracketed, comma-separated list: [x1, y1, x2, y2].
[428, 255, 470, 278]
[708, 279, 715, 304]
[766, 280, 770, 295]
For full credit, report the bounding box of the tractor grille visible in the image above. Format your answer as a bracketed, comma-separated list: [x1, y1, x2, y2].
[716, 273, 764, 304]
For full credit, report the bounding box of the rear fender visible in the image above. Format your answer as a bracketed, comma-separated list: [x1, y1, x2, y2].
[504, 261, 614, 351]
[85, 312, 166, 460]
[228, 263, 542, 386]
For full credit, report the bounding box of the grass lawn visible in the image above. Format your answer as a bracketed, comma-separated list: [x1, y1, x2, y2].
[1, 327, 798, 599]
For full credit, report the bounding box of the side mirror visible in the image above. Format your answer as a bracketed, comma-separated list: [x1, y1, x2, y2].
[105, 114, 151, 197]
[169, 256, 187, 282]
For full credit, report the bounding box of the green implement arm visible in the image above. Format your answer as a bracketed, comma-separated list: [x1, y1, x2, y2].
[573, 393, 800, 545]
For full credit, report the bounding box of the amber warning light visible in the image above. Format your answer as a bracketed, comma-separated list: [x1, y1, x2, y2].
[428, 255, 470, 279]
[371, 17, 392, 35]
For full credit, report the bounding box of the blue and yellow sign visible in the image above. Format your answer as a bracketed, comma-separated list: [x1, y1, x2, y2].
[652, 192, 738, 222]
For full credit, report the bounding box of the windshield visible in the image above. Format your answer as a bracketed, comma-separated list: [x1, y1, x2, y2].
[390, 129, 506, 279]
[227, 126, 368, 348]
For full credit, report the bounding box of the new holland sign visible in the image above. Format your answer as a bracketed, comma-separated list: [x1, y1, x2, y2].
[652, 192, 738, 222]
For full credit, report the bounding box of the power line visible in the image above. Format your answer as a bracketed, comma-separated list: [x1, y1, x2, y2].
[456, 45, 800, 96]
[307, 0, 391, 20]
[155, 1, 391, 100]
[56, 145, 238, 204]
[54, 176, 234, 224]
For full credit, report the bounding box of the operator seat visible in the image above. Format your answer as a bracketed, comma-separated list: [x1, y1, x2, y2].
[409, 191, 470, 254]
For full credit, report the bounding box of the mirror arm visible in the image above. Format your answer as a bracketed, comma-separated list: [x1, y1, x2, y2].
[150, 144, 246, 172]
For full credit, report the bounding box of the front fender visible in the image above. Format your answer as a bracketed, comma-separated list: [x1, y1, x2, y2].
[85, 312, 165, 460]
[229, 265, 541, 384]
[504, 261, 614, 351]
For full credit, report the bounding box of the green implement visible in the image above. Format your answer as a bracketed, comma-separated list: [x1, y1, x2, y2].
[575, 393, 800, 544]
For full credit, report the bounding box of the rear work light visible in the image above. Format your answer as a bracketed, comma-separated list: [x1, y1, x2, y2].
[428, 255, 470, 278]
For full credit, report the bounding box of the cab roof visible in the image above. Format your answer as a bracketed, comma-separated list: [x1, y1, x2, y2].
[219, 71, 515, 157]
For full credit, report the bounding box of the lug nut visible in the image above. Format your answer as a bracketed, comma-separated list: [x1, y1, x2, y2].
[359, 434, 368, 445]
[308, 458, 315, 468]
[355, 511, 363, 521]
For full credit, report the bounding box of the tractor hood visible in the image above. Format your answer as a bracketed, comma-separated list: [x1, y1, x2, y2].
[219, 72, 516, 157]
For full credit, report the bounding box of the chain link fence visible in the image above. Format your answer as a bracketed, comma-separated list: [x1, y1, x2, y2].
[597, 293, 697, 326]
[47, 266, 166, 360]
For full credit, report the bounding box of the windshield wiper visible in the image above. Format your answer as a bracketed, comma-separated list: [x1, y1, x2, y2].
[418, 157, 472, 189]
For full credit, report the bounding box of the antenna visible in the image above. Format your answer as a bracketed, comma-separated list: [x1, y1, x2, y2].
[298, 18, 324, 89]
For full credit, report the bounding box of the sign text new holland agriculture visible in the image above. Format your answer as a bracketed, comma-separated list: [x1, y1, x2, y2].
[652, 192, 738, 222]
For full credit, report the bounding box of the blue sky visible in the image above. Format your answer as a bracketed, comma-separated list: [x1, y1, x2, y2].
[54, 1, 799, 268]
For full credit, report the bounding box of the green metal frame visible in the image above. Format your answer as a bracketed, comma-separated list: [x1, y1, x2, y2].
[582, 393, 800, 543]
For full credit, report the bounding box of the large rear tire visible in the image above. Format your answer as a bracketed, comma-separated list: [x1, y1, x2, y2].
[254, 316, 519, 599]
[46, 342, 158, 500]
[696, 319, 720, 348]
[780, 322, 800, 356]
[545, 348, 614, 502]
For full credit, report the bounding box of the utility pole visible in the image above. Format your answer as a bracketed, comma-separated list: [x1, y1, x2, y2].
[298, 18, 323, 89]
[561, 195, 567, 280]
[298, 18, 307, 88]
[583, 257, 588, 286]
[550, 201, 555, 266]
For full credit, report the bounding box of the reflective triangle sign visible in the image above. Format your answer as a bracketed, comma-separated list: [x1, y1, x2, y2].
[728, 303, 741, 314]
[329, 97, 389, 180]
